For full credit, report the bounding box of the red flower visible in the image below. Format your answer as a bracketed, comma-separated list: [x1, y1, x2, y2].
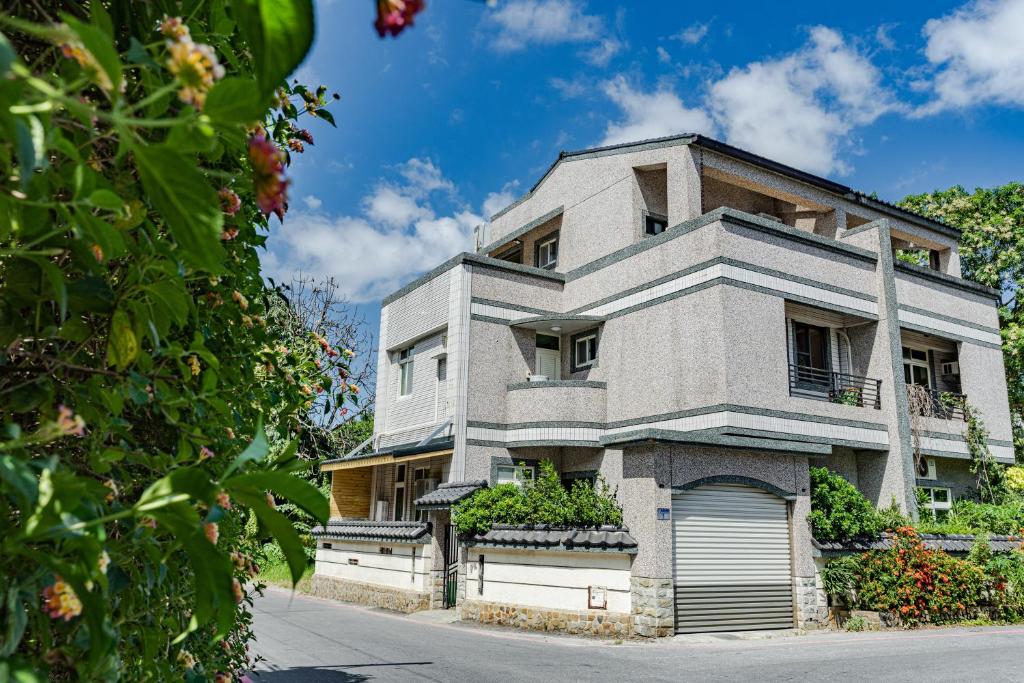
[296, 129, 314, 145]
[287, 138, 305, 153]
[374, 0, 425, 38]
[248, 134, 288, 220]
[218, 187, 241, 216]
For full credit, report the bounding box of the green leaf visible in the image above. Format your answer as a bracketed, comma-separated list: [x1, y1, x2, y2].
[235, 0, 315, 97]
[224, 421, 269, 478]
[146, 280, 190, 325]
[204, 77, 267, 124]
[14, 115, 45, 188]
[76, 211, 126, 261]
[25, 256, 66, 321]
[314, 108, 336, 127]
[1, 586, 28, 657]
[63, 17, 122, 94]
[226, 469, 328, 523]
[133, 143, 224, 272]
[126, 37, 159, 69]
[0, 31, 15, 76]
[106, 309, 138, 370]
[86, 189, 124, 212]
[235, 489, 308, 584]
[137, 467, 216, 512]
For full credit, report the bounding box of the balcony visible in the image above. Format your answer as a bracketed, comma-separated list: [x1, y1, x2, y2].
[505, 380, 607, 425]
[907, 384, 966, 421]
[788, 364, 882, 409]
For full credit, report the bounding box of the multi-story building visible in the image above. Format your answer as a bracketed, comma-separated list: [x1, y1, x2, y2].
[311, 134, 1012, 636]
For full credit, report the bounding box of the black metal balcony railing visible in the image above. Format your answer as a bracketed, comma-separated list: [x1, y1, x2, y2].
[907, 385, 966, 420]
[788, 364, 882, 409]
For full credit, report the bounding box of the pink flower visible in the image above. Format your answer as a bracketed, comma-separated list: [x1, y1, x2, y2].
[218, 188, 241, 216]
[287, 138, 305, 153]
[56, 405, 86, 436]
[375, 0, 425, 38]
[43, 577, 82, 621]
[204, 522, 219, 545]
[296, 129, 314, 145]
[232, 577, 244, 603]
[199, 446, 214, 460]
[248, 134, 288, 220]
[216, 491, 232, 510]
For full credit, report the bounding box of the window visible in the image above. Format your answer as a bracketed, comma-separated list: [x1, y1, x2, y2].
[414, 467, 433, 522]
[919, 486, 952, 519]
[535, 233, 558, 270]
[561, 470, 597, 490]
[496, 464, 535, 486]
[916, 457, 938, 480]
[644, 213, 668, 236]
[535, 333, 560, 380]
[398, 347, 414, 396]
[572, 330, 598, 372]
[903, 346, 930, 387]
[393, 464, 407, 521]
[792, 320, 830, 390]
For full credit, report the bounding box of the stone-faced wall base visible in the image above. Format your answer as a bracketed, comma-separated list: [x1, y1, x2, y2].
[460, 599, 633, 638]
[309, 574, 430, 614]
[794, 576, 828, 630]
[630, 576, 674, 637]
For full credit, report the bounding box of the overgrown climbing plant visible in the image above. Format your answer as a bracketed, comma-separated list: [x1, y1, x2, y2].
[0, 2, 355, 680]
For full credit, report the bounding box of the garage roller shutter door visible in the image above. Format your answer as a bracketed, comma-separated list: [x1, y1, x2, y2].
[672, 484, 794, 633]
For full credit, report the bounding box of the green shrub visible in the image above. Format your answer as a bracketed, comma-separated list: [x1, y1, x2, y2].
[452, 461, 622, 537]
[844, 615, 869, 632]
[809, 467, 882, 542]
[917, 498, 1024, 536]
[820, 556, 859, 603]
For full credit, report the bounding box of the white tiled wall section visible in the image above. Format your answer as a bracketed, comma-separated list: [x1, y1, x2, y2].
[897, 309, 1001, 346]
[386, 270, 451, 349]
[385, 332, 447, 440]
[467, 410, 890, 446]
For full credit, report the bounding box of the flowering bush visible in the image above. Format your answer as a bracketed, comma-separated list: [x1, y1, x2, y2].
[0, 2, 357, 679]
[852, 528, 987, 625]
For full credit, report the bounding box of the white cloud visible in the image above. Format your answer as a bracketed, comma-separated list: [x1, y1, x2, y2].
[302, 195, 322, 211]
[483, 181, 521, 218]
[656, 46, 672, 64]
[707, 26, 895, 175]
[265, 159, 484, 303]
[549, 76, 590, 99]
[487, 0, 602, 51]
[485, 0, 623, 66]
[917, 0, 1024, 114]
[363, 186, 431, 228]
[599, 75, 715, 146]
[582, 38, 624, 67]
[671, 22, 710, 45]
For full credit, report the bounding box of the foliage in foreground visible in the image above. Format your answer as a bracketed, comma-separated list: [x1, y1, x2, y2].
[452, 461, 623, 537]
[0, 2, 355, 679]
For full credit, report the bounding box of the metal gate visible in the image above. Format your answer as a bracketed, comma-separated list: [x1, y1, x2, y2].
[672, 484, 794, 633]
[442, 523, 459, 608]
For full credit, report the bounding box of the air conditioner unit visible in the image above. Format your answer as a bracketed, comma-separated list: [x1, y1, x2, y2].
[374, 500, 389, 521]
[941, 361, 960, 376]
[414, 478, 439, 499]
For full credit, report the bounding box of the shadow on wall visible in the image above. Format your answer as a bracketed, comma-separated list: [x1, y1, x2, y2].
[251, 661, 433, 681]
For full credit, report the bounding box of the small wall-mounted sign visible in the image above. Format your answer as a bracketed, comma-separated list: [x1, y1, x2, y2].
[379, 546, 393, 555]
[656, 507, 671, 521]
[588, 586, 607, 610]
[347, 558, 359, 566]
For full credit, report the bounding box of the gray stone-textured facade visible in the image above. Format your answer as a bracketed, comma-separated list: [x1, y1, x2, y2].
[322, 133, 1013, 637]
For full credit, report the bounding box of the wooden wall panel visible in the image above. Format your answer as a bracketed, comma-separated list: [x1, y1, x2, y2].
[330, 468, 372, 519]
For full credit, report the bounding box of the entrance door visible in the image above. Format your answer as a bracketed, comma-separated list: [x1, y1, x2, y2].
[536, 333, 560, 380]
[672, 484, 794, 633]
[442, 523, 459, 608]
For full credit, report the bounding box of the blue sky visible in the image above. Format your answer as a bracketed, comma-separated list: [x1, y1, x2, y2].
[264, 0, 1024, 336]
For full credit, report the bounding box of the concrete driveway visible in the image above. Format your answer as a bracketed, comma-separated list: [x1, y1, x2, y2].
[250, 587, 1024, 682]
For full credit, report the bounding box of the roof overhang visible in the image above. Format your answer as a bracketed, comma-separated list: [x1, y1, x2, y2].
[509, 314, 604, 334]
[321, 438, 455, 472]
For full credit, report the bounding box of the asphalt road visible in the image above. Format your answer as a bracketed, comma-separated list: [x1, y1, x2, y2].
[250, 587, 1024, 682]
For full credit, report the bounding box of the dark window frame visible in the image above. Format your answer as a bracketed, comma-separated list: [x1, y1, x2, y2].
[570, 328, 599, 374]
[534, 229, 559, 270]
[643, 210, 669, 237]
[493, 242, 523, 264]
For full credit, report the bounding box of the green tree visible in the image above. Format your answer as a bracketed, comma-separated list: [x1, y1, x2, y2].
[899, 183, 1024, 461]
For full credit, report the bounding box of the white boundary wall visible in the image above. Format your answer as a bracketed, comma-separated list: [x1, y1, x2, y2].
[465, 547, 633, 613]
[315, 540, 431, 593]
